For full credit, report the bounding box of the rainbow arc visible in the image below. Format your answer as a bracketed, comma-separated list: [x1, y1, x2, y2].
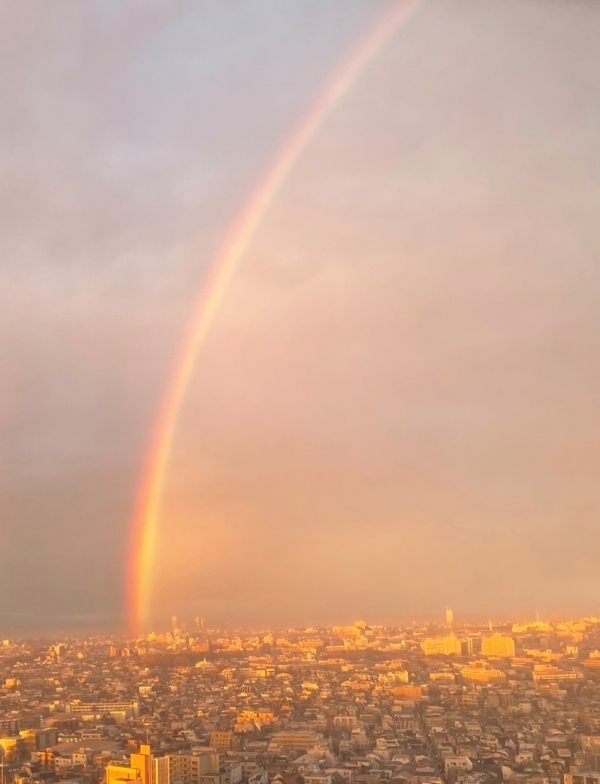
[127, 0, 421, 633]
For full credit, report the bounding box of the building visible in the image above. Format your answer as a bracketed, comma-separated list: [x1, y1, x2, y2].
[446, 608, 454, 627]
[444, 757, 471, 776]
[209, 733, 235, 752]
[194, 617, 206, 633]
[334, 716, 359, 730]
[19, 728, 58, 755]
[268, 730, 323, 752]
[67, 701, 139, 720]
[154, 752, 220, 784]
[107, 745, 152, 784]
[422, 635, 462, 656]
[532, 664, 583, 682]
[481, 634, 516, 658]
[0, 720, 20, 736]
[565, 774, 600, 784]
[154, 756, 170, 784]
[235, 710, 276, 730]
[460, 662, 506, 683]
[331, 625, 362, 639]
[171, 616, 180, 634]
[0, 736, 26, 764]
[580, 739, 600, 773]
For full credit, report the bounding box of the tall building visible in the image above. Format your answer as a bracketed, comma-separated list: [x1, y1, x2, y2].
[194, 617, 206, 633]
[481, 634, 516, 658]
[106, 745, 152, 784]
[154, 756, 170, 784]
[171, 616, 179, 634]
[446, 608, 454, 627]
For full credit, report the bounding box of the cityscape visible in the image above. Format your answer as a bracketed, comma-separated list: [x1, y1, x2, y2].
[2, 8, 600, 784]
[3, 615, 600, 784]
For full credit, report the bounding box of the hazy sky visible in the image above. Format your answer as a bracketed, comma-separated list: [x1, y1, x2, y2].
[1, 0, 599, 632]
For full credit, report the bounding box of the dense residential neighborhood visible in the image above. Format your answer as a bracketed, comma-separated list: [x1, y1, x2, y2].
[2, 619, 600, 784]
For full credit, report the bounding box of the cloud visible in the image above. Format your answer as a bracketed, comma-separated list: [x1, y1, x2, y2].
[1, 0, 600, 630]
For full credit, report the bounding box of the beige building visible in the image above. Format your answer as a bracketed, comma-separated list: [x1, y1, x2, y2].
[333, 715, 359, 730]
[268, 730, 323, 751]
[209, 733, 235, 752]
[154, 752, 220, 784]
[444, 757, 471, 775]
[565, 774, 600, 784]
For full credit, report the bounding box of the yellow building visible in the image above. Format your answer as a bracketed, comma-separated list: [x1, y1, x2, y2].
[391, 685, 423, 699]
[332, 626, 362, 639]
[106, 745, 152, 784]
[236, 710, 275, 728]
[0, 736, 26, 764]
[421, 635, 462, 656]
[481, 634, 516, 658]
[532, 664, 583, 682]
[512, 620, 551, 633]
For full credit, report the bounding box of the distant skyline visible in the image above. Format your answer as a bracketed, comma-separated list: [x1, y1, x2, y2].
[1, 0, 600, 631]
[0, 610, 594, 641]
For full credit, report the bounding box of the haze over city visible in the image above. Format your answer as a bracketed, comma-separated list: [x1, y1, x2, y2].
[1, 0, 600, 633]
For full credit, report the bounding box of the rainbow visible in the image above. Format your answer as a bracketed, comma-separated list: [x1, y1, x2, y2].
[127, 0, 421, 634]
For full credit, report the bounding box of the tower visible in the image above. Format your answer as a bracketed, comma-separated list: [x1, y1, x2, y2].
[171, 616, 179, 634]
[445, 608, 454, 627]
